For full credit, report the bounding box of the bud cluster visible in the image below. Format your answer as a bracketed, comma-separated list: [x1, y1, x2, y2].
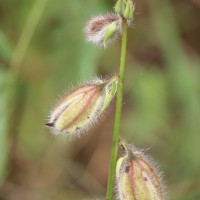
[116, 140, 166, 200]
[46, 76, 119, 137]
[46, 1, 167, 199]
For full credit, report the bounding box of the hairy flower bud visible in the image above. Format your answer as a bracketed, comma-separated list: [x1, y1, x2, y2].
[116, 141, 166, 200]
[85, 14, 122, 47]
[46, 76, 119, 136]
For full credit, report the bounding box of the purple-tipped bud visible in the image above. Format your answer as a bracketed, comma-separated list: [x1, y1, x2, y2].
[116, 141, 166, 200]
[46, 76, 119, 136]
[85, 14, 122, 47]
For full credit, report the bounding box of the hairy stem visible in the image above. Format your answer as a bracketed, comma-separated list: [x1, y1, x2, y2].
[106, 20, 128, 200]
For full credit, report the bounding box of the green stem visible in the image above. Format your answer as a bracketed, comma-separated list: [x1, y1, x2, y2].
[5, 0, 49, 182]
[106, 20, 128, 200]
[9, 0, 49, 79]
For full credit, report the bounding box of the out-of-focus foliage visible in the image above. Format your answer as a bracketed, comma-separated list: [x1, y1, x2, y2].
[0, 0, 200, 199]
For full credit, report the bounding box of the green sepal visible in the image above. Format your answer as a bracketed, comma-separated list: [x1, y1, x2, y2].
[101, 76, 119, 112]
[103, 22, 117, 47]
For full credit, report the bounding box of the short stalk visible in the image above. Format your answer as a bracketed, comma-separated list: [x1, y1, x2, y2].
[106, 20, 128, 200]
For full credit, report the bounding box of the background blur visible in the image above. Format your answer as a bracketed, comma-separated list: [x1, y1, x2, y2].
[0, 0, 200, 199]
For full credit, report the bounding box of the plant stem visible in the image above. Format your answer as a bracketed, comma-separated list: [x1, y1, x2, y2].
[106, 20, 128, 200]
[9, 0, 49, 79]
[5, 0, 49, 182]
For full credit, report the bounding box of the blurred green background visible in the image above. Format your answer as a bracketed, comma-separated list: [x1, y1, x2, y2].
[0, 0, 200, 199]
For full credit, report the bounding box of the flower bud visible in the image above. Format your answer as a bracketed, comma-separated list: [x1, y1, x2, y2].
[116, 141, 166, 200]
[85, 14, 122, 48]
[123, 0, 134, 20]
[46, 76, 119, 136]
[115, 0, 135, 20]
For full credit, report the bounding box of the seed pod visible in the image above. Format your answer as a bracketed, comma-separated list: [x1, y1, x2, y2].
[85, 14, 122, 47]
[46, 76, 119, 136]
[116, 141, 166, 200]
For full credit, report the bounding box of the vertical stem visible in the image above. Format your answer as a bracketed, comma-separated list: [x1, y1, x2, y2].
[9, 0, 49, 79]
[106, 20, 128, 200]
[5, 0, 49, 182]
